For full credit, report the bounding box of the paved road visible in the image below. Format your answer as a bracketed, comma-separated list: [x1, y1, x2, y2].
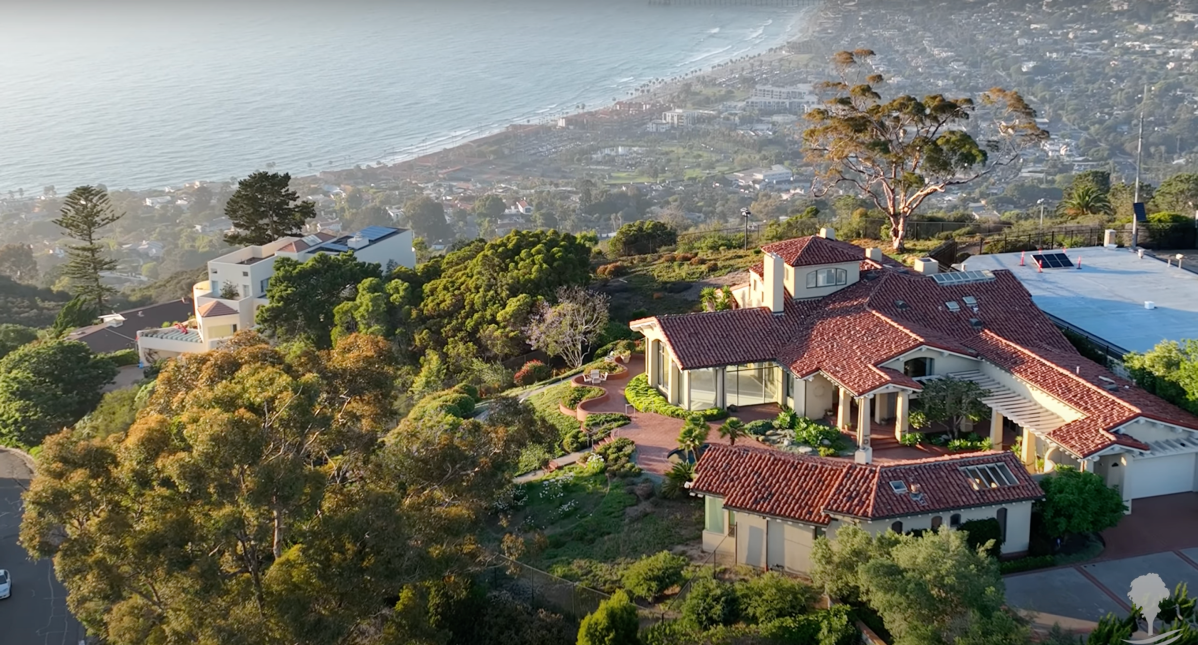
[0, 449, 86, 645]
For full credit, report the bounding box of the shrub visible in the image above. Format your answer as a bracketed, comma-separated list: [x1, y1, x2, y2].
[774, 409, 799, 430]
[562, 385, 605, 410]
[516, 444, 552, 475]
[947, 433, 991, 452]
[735, 572, 817, 624]
[1037, 466, 1128, 538]
[597, 262, 629, 278]
[899, 432, 922, 447]
[676, 252, 695, 262]
[958, 518, 1004, 557]
[620, 551, 688, 601]
[610, 220, 678, 257]
[595, 437, 639, 476]
[577, 590, 640, 645]
[706, 261, 719, 271]
[589, 360, 624, 375]
[745, 420, 773, 436]
[101, 348, 139, 367]
[998, 554, 1057, 575]
[792, 418, 844, 450]
[661, 462, 694, 499]
[681, 576, 739, 630]
[514, 360, 553, 386]
[584, 413, 631, 432]
[562, 429, 587, 453]
[761, 606, 858, 645]
[689, 256, 702, 266]
[625, 373, 727, 420]
[408, 390, 476, 421]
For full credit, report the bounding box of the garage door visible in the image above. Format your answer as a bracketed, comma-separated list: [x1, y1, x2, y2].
[1126, 453, 1196, 500]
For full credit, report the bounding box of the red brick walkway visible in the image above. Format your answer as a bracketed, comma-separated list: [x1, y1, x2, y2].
[1098, 493, 1198, 560]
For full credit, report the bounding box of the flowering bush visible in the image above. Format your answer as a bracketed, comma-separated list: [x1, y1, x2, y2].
[514, 360, 553, 386]
[596, 262, 628, 278]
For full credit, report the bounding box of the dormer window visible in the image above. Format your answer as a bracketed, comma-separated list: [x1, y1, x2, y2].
[807, 268, 848, 288]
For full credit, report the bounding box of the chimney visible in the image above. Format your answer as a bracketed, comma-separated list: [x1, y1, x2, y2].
[913, 257, 939, 275]
[865, 248, 883, 263]
[763, 251, 785, 315]
[1104, 229, 1117, 247]
[819, 227, 836, 240]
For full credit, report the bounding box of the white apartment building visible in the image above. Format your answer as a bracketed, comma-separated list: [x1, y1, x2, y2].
[136, 226, 415, 364]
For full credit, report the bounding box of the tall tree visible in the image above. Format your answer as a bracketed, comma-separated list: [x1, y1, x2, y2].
[224, 171, 316, 246]
[0, 340, 116, 446]
[0, 324, 38, 361]
[473, 194, 507, 221]
[404, 195, 454, 243]
[1037, 466, 1127, 539]
[803, 50, 1047, 250]
[0, 243, 39, 283]
[1058, 183, 1112, 219]
[256, 253, 382, 349]
[53, 186, 123, 310]
[523, 286, 610, 370]
[51, 296, 99, 337]
[1152, 173, 1198, 215]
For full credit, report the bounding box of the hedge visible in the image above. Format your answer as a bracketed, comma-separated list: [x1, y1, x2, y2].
[102, 348, 139, 367]
[583, 413, 631, 432]
[625, 374, 727, 420]
[998, 554, 1057, 575]
[562, 385, 605, 410]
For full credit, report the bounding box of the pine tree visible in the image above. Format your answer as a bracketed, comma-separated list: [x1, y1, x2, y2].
[224, 171, 315, 246]
[53, 186, 122, 311]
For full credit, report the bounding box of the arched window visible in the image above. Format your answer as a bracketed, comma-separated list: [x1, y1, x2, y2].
[950, 513, 961, 527]
[891, 521, 903, 534]
[997, 508, 1008, 543]
[931, 516, 943, 530]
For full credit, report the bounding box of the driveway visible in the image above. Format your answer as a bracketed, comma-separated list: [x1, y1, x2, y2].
[1006, 550, 1198, 635]
[0, 448, 86, 645]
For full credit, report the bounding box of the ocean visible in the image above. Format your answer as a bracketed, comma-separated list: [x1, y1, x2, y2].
[0, 1, 814, 193]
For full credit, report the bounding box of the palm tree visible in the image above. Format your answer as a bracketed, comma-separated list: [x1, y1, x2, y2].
[1059, 184, 1113, 219]
[678, 415, 710, 464]
[661, 462, 695, 499]
[718, 417, 747, 446]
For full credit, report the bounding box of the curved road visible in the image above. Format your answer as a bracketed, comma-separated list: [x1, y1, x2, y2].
[0, 449, 85, 645]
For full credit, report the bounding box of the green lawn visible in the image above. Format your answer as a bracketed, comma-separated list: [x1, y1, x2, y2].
[528, 383, 582, 446]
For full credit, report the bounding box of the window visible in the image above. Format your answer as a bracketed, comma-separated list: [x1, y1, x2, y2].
[242, 271, 249, 277]
[260, 278, 270, 295]
[806, 267, 848, 288]
[961, 463, 1018, 490]
[654, 341, 667, 389]
[950, 514, 961, 527]
[783, 371, 793, 399]
[904, 357, 933, 378]
[931, 516, 943, 530]
[890, 521, 903, 534]
[997, 508, 1008, 543]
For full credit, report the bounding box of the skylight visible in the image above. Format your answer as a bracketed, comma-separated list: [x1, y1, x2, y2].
[931, 270, 996, 286]
[960, 463, 1018, 490]
[962, 296, 978, 307]
[945, 301, 961, 312]
[889, 481, 908, 494]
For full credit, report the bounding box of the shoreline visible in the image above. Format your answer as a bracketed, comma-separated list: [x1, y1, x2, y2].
[4, 2, 826, 195]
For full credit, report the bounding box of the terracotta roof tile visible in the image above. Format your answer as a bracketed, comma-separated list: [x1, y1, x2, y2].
[693, 446, 1043, 524]
[198, 301, 238, 317]
[761, 236, 866, 267]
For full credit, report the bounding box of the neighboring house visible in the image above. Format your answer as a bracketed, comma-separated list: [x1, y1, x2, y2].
[195, 217, 233, 235]
[691, 446, 1043, 573]
[66, 299, 195, 354]
[136, 226, 416, 365]
[631, 229, 1198, 511]
[132, 240, 164, 257]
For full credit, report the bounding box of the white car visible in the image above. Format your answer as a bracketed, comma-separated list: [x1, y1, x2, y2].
[0, 569, 9, 599]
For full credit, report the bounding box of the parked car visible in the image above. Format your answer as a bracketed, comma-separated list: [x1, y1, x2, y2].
[0, 569, 9, 599]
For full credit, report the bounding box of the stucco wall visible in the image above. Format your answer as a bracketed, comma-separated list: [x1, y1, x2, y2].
[1120, 418, 1191, 443]
[804, 374, 836, 419]
[789, 262, 861, 299]
[880, 348, 980, 378]
[852, 501, 1034, 554]
[978, 362, 1084, 423]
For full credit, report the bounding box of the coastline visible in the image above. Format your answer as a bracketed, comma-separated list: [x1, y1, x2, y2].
[365, 2, 825, 185]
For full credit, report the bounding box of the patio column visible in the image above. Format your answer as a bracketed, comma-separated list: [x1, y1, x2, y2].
[836, 387, 851, 429]
[667, 361, 680, 405]
[1020, 426, 1035, 467]
[855, 395, 872, 464]
[989, 410, 1004, 450]
[894, 391, 909, 441]
[680, 370, 691, 411]
[646, 340, 658, 390]
[874, 392, 886, 424]
[716, 367, 726, 409]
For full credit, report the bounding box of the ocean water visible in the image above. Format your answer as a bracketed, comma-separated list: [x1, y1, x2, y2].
[0, 1, 813, 193]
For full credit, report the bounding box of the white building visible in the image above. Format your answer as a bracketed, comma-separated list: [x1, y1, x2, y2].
[136, 226, 415, 364]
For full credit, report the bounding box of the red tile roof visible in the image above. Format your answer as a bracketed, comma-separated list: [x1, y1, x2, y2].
[638, 235, 1198, 458]
[693, 445, 1043, 525]
[762, 236, 867, 267]
[198, 301, 238, 317]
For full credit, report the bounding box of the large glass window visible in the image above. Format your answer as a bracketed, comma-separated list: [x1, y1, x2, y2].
[904, 357, 933, 378]
[727, 362, 781, 407]
[689, 368, 717, 411]
[806, 268, 848, 288]
[654, 341, 667, 389]
[705, 496, 724, 533]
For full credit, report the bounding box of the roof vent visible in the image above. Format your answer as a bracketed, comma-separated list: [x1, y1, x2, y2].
[894, 299, 909, 311]
[969, 318, 983, 330]
[910, 492, 927, 505]
[889, 481, 908, 494]
[945, 301, 961, 312]
[909, 483, 922, 493]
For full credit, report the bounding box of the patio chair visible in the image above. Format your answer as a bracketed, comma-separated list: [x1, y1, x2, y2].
[589, 369, 601, 384]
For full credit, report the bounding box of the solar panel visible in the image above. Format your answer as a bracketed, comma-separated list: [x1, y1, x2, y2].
[357, 226, 396, 241]
[1031, 252, 1073, 269]
[931, 270, 996, 286]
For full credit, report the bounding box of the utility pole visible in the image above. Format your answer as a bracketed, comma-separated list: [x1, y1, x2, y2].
[1133, 84, 1147, 250]
[741, 207, 752, 249]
